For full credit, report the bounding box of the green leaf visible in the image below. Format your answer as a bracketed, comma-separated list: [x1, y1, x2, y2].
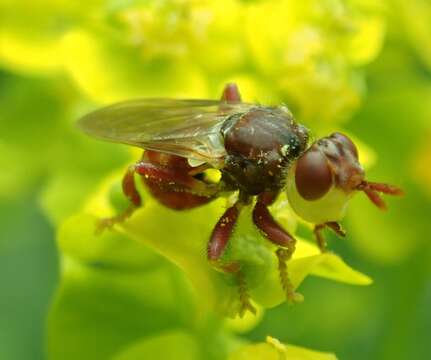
[228, 336, 337, 360]
[48, 245, 198, 360]
[48, 167, 371, 360]
[112, 331, 200, 360]
[77, 173, 372, 315]
[251, 240, 371, 308]
[50, 206, 251, 360]
[57, 214, 158, 268]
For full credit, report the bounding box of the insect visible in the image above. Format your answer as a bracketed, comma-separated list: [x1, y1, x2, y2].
[79, 84, 403, 316]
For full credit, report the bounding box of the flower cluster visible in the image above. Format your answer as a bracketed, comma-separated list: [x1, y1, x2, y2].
[1, 0, 384, 123]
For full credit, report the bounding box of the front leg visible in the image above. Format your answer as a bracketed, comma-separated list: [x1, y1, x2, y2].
[135, 160, 219, 198]
[207, 195, 257, 317]
[313, 222, 346, 253]
[252, 192, 303, 304]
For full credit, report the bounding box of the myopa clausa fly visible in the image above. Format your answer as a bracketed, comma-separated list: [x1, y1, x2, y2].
[79, 84, 403, 316]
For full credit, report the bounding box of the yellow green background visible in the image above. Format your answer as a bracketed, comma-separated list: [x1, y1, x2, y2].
[1, 1, 430, 359]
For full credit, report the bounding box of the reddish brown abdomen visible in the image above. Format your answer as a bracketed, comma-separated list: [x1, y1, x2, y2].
[141, 151, 213, 210]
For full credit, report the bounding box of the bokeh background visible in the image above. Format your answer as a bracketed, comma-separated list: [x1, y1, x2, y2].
[1, 1, 431, 359]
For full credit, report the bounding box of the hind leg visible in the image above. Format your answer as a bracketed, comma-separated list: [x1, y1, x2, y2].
[96, 165, 142, 234]
[97, 157, 220, 233]
[313, 222, 346, 253]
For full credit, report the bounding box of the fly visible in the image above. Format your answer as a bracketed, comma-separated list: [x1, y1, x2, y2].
[78, 83, 403, 316]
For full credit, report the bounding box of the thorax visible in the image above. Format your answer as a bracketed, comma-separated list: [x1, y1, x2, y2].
[220, 107, 309, 195]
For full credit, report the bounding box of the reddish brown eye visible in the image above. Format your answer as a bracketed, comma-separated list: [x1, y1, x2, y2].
[295, 148, 333, 200]
[331, 132, 359, 159]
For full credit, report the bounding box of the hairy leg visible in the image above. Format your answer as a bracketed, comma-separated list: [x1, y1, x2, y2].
[135, 160, 219, 197]
[97, 157, 219, 233]
[252, 192, 303, 304]
[96, 166, 142, 234]
[208, 195, 256, 317]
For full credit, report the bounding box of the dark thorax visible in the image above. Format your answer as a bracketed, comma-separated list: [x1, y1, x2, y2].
[220, 107, 309, 195]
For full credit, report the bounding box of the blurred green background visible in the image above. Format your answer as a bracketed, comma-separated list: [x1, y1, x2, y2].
[1, 1, 431, 359]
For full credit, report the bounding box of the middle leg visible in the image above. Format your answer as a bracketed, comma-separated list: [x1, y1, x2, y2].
[313, 221, 346, 253]
[97, 155, 220, 233]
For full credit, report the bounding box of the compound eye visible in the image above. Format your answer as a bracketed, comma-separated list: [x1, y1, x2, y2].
[295, 148, 333, 200]
[331, 132, 359, 159]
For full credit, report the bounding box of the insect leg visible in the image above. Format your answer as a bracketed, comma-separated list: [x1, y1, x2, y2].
[313, 222, 346, 253]
[326, 221, 346, 237]
[133, 159, 222, 211]
[139, 151, 221, 210]
[96, 165, 142, 234]
[208, 196, 256, 317]
[135, 160, 219, 198]
[208, 201, 242, 271]
[221, 83, 242, 102]
[252, 192, 303, 304]
[97, 156, 220, 232]
[313, 224, 327, 252]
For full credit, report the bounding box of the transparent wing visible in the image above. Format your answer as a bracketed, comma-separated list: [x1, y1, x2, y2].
[78, 99, 254, 164]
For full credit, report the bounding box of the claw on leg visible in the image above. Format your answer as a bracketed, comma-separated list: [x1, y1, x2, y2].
[326, 221, 346, 237]
[209, 260, 255, 317]
[276, 248, 304, 304]
[95, 165, 141, 235]
[95, 204, 137, 235]
[236, 270, 257, 317]
[313, 221, 346, 253]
